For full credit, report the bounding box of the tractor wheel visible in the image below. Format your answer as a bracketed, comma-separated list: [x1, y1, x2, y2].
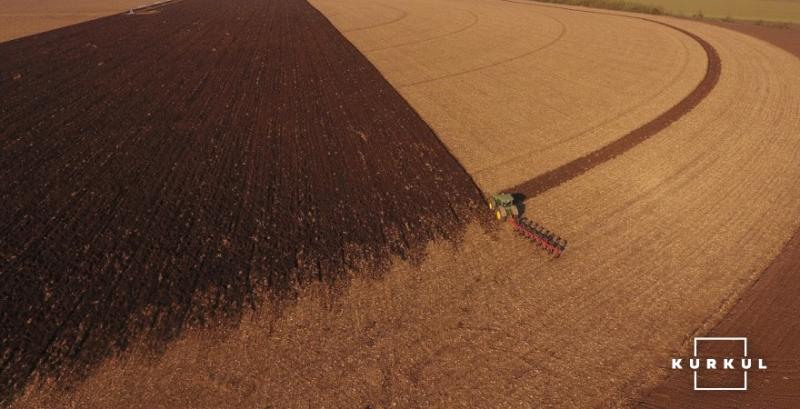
[488, 200, 495, 210]
[511, 205, 520, 217]
[495, 210, 502, 220]
[498, 207, 508, 220]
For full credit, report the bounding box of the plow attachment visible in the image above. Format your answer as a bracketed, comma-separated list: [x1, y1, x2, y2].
[507, 216, 567, 257]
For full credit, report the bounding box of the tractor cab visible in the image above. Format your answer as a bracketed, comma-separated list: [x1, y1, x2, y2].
[488, 192, 520, 220]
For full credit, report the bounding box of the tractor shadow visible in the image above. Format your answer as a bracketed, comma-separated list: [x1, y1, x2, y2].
[511, 192, 527, 217]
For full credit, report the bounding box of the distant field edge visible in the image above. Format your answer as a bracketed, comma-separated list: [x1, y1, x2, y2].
[524, 0, 798, 25]
[0, 0, 184, 44]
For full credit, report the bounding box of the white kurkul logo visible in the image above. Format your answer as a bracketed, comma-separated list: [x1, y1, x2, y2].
[670, 337, 767, 391]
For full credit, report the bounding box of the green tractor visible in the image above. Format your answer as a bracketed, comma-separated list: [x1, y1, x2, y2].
[488, 192, 520, 221]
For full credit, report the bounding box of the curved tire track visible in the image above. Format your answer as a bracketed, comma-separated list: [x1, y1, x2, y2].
[341, 3, 408, 33]
[500, 3, 721, 198]
[634, 30, 800, 409]
[477, 29, 693, 174]
[398, 13, 567, 88]
[363, 9, 480, 53]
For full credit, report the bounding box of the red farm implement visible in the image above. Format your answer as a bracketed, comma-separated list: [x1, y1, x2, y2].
[488, 192, 567, 257]
[507, 216, 567, 257]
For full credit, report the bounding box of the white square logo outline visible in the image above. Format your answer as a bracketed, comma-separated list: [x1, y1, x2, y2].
[693, 336, 748, 391]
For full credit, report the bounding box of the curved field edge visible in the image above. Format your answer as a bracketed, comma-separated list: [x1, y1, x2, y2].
[0, 0, 486, 403]
[504, 1, 720, 198]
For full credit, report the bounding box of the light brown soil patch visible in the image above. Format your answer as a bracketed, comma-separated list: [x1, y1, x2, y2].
[0, 0, 151, 42]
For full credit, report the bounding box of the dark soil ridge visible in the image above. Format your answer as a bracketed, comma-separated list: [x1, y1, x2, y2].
[0, 0, 485, 403]
[501, 1, 721, 197]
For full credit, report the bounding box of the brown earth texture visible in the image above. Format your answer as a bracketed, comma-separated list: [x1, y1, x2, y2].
[3, 0, 800, 408]
[0, 0, 484, 403]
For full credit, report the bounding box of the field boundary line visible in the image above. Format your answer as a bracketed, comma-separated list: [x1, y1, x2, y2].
[131, 0, 184, 13]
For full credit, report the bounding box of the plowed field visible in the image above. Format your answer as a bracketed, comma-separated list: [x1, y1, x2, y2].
[5, 0, 800, 407]
[55, 0, 790, 406]
[0, 0, 484, 402]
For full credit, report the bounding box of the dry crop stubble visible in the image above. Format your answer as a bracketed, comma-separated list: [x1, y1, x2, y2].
[633, 21, 800, 407]
[518, 9, 800, 405]
[311, 0, 708, 193]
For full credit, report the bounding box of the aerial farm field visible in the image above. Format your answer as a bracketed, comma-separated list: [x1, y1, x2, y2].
[2, 0, 800, 408]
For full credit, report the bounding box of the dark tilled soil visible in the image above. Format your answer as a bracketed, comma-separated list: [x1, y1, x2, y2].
[0, 0, 484, 403]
